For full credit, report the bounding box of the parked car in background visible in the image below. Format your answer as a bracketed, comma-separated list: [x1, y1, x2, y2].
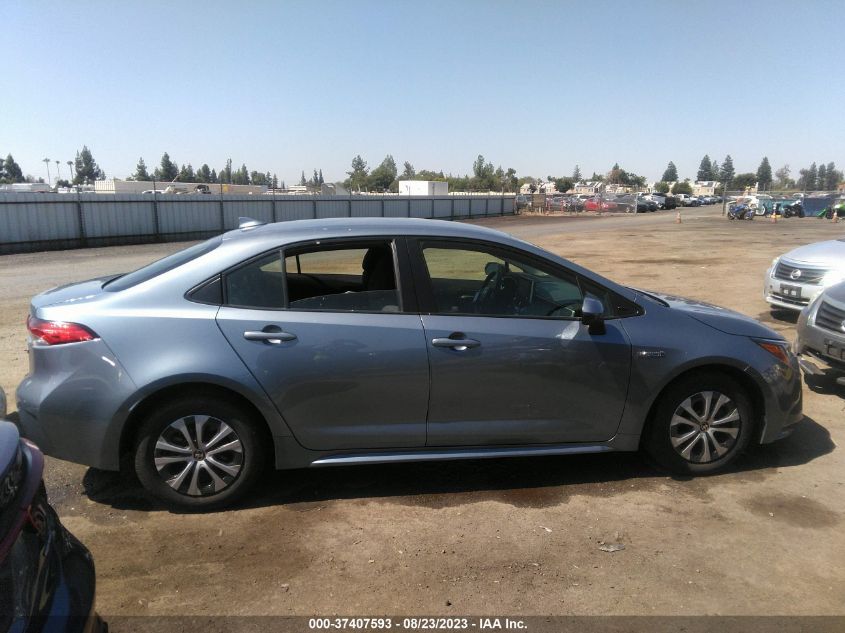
[0, 422, 103, 632]
[636, 197, 657, 213]
[16, 218, 804, 510]
[795, 280, 845, 386]
[765, 239, 845, 311]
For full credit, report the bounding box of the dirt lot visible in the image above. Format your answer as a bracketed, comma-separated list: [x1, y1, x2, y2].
[1, 206, 844, 617]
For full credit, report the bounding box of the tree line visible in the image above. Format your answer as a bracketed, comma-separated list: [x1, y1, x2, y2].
[5, 145, 842, 193]
[342, 154, 520, 193]
[657, 154, 843, 193]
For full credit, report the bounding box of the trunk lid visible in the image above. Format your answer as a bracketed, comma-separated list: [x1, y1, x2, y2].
[29, 275, 120, 313]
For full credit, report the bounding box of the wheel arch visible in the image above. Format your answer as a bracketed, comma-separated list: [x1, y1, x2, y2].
[117, 377, 283, 469]
[638, 363, 766, 448]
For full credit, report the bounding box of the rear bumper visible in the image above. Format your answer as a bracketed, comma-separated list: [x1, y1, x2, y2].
[16, 339, 137, 470]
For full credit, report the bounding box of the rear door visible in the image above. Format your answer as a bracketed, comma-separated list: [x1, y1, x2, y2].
[215, 238, 430, 451]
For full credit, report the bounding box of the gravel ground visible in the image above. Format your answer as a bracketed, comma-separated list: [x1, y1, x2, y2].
[1, 206, 843, 617]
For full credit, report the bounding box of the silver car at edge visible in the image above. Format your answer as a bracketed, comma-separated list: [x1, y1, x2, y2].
[795, 280, 845, 385]
[17, 218, 803, 510]
[765, 238, 845, 311]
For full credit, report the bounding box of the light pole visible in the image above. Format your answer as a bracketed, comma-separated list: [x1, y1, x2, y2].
[42, 157, 51, 186]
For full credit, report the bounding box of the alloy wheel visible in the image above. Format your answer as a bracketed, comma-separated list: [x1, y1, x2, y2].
[669, 391, 741, 464]
[153, 415, 244, 496]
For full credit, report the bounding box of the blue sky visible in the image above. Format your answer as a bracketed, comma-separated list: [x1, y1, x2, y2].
[4, 0, 843, 184]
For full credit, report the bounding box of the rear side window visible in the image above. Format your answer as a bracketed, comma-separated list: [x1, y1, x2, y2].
[104, 237, 222, 292]
[224, 252, 285, 309]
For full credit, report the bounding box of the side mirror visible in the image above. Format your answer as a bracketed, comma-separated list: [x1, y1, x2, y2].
[581, 297, 606, 335]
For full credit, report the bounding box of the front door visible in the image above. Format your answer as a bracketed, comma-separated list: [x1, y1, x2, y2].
[412, 239, 632, 446]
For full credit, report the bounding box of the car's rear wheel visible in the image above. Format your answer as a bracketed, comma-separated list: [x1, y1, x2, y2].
[644, 372, 754, 475]
[134, 396, 265, 510]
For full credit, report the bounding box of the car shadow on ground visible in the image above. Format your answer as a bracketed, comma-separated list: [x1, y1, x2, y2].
[804, 372, 845, 398]
[79, 415, 834, 514]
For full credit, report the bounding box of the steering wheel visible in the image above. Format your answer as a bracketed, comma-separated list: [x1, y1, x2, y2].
[545, 298, 583, 317]
[474, 265, 504, 311]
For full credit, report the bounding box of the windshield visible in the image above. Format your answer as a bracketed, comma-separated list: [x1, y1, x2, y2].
[104, 236, 222, 292]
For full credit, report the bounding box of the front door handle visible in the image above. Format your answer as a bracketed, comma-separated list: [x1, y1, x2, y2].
[243, 330, 297, 344]
[432, 334, 481, 351]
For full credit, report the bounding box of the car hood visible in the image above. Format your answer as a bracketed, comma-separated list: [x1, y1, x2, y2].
[638, 290, 784, 340]
[822, 280, 845, 303]
[781, 239, 845, 267]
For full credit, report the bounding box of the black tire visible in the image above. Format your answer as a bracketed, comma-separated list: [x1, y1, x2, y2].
[134, 396, 266, 510]
[643, 372, 755, 475]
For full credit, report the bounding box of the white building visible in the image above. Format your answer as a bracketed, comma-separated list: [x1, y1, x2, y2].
[94, 178, 268, 195]
[398, 180, 448, 195]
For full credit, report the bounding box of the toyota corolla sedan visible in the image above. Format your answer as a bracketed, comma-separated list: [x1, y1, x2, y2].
[17, 218, 803, 510]
[765, 238, 845, 311]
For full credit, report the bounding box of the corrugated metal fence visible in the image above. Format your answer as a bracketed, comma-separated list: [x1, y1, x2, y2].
[0, 193, 516, 254]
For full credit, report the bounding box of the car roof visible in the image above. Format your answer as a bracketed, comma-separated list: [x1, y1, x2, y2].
[222, 217, 517, 246]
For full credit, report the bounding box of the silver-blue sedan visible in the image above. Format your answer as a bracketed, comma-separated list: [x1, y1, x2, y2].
[17, 218, 803, 510]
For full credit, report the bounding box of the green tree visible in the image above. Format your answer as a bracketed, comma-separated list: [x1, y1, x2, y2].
[671, 180, 693, 195]
[133, 157, 151, 181]
[73, 145, 104, 184]
[774, 165, 793, 189]
[210, 168, 218, 184]
[318, 169, 324, 185]
[756, 157, 772, 190]
[196, 164, 212, 183]
[825, 162, 842, 190]
[661, 161, 678, 182]
[177, 163, 195, 182]
[505, 167, 518, 192]
[346, 155, 369, 191]
[1, 153, 24, 183]
[401, 161, 415, 180]
[232, 164, 250, 185]
[219, 159, 233, 184]
[817, 163, 827, 191]
[155, 152, 178, 181]
[799, 162, 818, 190]
[732, 173, 758, 190]
[655, 181, 670, 194]
[299, 171, 307, 186]
[697, 155, 713, 181]
[553, 176, 574, 194]
[572, 165, 582, 181]
[719, 155, 735, 186]
[711, 159, 720, 181]
[368, 154, 398, 191]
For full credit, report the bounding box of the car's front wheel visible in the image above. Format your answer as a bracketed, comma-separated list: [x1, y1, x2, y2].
[134, 396, 266, 510]
[644, 372, 754, 475]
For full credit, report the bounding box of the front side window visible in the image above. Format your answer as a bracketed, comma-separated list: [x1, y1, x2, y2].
[420, 242, 590, 318]
[284, 242, 400, 312]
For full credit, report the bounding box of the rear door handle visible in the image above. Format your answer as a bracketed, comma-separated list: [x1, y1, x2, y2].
[243, 330, 297, 344]
[432, 335, 480, 351]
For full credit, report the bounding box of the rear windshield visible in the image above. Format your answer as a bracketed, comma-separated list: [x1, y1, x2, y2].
[104, 237, 222, 292]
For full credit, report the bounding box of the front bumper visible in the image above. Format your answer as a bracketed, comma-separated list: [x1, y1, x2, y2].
[764, 269, 826, 311]
[795, 302, 845, 382]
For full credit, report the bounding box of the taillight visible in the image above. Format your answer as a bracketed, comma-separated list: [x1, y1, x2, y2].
[26, 315, 98, 345]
